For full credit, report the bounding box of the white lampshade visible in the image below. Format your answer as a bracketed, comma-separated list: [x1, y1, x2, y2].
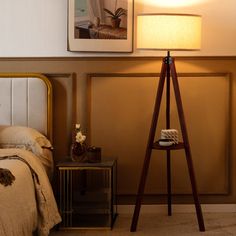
[137, 13, 202, 51]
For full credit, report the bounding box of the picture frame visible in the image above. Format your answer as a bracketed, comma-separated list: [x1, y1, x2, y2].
[68, 0, 133, 52]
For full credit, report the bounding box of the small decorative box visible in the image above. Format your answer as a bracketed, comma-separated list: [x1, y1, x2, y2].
[161, 129, 179, 144]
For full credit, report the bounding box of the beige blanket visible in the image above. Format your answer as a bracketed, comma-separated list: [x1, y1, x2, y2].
[0, 148, 61, 236]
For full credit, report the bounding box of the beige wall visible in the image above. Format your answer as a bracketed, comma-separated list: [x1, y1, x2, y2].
[0, 57, 236, 204]
[1, 0, 236, 56]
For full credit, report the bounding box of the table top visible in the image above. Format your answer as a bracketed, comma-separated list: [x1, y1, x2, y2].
[57, 158, 116, 168]
[89, 25, 127, 39]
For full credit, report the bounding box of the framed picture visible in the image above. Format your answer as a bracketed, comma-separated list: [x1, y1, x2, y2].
[68, 0, 133, 52]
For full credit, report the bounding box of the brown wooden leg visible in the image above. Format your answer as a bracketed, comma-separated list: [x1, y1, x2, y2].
[167, 150, 172, 216]
[166, 53, 172, 216]
[170, 60, 205, 232]
[130, 61, 167, 232]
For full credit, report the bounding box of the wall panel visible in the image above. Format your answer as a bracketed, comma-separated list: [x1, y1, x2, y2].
[88, 73, 231, 195]
[0, 57, 235, 204]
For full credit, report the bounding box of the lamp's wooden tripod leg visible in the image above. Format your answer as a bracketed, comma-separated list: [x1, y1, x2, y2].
[170, 60, 205, 232]
[130, 61, 167, 232]
[166, 56, 172, 216]
[167, 150, 172, 215]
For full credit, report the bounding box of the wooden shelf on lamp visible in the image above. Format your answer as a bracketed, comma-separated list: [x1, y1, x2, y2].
[152, 141, 185, 150]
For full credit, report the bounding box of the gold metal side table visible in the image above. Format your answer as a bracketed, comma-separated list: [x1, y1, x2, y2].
[57, 160, 117, 229]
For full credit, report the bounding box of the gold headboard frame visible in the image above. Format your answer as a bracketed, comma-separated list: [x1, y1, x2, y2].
[0, 73, 53, 142]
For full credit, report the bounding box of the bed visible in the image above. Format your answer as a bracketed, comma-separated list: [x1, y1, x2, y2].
[0, 74, 61, 236]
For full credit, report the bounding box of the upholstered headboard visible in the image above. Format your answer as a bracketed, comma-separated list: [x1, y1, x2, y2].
[0, 73, 52, 141]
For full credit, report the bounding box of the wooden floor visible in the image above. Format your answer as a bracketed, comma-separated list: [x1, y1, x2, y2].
[50, 213, 236, 235]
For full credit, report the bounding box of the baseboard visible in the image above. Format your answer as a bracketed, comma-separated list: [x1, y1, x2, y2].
[117, 204, 236, 214]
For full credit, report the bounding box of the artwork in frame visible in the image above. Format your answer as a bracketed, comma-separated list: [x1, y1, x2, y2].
[68, 0, 133, 52]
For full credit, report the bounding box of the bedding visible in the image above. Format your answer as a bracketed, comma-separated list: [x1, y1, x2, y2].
[0, 125, 54, 178]
[0, 126, 61, 235]
[0, 74, 59, 235]
[0, 148, 61, 236]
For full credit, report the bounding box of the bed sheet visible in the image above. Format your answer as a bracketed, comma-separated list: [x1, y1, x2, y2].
[0, 148, 61, 236]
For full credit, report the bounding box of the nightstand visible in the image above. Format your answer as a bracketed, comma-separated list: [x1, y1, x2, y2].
[56, 160, 117, 229]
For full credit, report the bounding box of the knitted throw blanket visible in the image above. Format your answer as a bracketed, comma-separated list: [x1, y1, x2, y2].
[0, 155, 39, 186]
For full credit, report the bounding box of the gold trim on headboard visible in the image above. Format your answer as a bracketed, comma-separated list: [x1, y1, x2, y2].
[0, 73, 53, 142]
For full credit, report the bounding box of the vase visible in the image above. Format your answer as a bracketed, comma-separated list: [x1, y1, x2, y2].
[111, 18, 121, 28]
[71, 142, 87, 162]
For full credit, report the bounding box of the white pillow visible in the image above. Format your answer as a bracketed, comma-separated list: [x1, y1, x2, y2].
[0, 125, 52, 158]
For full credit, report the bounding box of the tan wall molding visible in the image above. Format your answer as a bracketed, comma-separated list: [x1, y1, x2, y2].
[88, 72, 232, 197]
[0, 59, 235, 203]
[1, 56, 236, 62]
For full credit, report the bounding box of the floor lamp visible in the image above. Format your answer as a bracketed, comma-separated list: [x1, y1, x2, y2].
[130, 13, 205, 232]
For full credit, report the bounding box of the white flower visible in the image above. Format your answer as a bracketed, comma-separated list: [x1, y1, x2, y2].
[74, 123, 86, 143]
[76, 131, 86, 143]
